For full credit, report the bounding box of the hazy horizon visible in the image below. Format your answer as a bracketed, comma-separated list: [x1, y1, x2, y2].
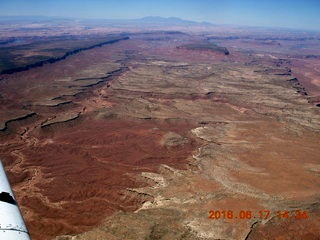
[0, 0, 320, 31]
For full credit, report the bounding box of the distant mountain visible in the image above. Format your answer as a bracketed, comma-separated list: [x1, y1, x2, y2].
[139, 16, 194, 24]
[0, 15, 215, 29]
[135, 16, 214, 26]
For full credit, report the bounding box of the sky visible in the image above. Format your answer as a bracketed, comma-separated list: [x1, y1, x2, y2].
[0, 0, 320, 31]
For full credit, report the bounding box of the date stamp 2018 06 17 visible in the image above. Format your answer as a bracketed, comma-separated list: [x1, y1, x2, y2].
[208, 210, 308, 220]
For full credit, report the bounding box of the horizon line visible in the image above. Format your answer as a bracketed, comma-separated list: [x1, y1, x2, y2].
[1, 15, 319, 33]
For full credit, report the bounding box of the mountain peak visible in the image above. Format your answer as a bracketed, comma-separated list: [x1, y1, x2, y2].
[137, 16, 212, 26]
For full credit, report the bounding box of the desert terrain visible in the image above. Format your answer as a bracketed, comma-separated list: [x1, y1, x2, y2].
[0, 18, 319, 240]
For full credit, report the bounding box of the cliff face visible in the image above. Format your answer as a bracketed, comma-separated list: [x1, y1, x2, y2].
[177, 42, 230, 55]
[287, 77, 308, 95]
[0, 36, 129, 74]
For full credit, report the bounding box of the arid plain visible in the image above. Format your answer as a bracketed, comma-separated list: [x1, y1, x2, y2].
[0, 18, 319, 240]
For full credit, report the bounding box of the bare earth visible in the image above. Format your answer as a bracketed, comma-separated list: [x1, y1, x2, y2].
[0, 24, 319, 240]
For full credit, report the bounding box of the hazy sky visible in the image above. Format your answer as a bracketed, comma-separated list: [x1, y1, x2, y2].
[0, 0, 320, 30]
